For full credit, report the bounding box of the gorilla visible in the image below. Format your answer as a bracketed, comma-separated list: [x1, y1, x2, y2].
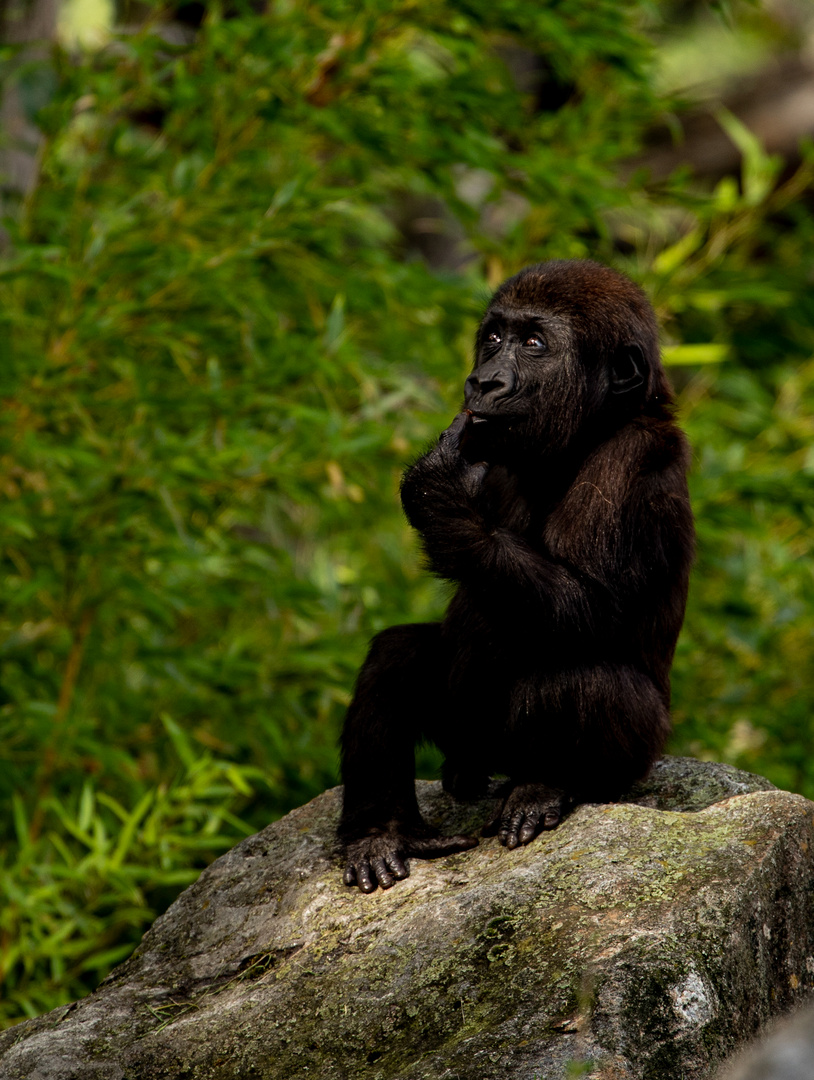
[338, 260, 694, 893]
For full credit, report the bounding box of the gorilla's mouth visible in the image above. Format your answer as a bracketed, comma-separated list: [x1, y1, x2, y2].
[466, 408, 523, 425]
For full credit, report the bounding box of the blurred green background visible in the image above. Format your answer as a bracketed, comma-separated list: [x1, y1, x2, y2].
[1, 0, 813, 1026]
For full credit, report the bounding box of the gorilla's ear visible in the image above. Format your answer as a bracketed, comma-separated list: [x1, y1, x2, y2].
[610, 344, 646, 395]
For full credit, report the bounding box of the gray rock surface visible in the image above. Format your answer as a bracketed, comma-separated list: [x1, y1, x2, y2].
[716, 1000, 814, 1080]
[1, 756, 813, 1080]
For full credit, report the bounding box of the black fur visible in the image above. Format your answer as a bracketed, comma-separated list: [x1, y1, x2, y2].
[338, 260, 694, 892]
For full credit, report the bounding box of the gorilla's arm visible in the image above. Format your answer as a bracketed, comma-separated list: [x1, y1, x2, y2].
[401, 413, 691, 641]
[400, 413, 620, 634]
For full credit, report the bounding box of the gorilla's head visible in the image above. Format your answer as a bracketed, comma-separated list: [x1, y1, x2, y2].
[463, 261, 672, 463]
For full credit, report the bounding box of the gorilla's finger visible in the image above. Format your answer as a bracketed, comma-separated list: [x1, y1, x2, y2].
[386, 853, 409, 879]
[439, 412, 469, 453]
[500, 810, 525, 849]
[518, 810, 542, 844]
[356, 860, 376, 894]
[371, 856, 394, 890]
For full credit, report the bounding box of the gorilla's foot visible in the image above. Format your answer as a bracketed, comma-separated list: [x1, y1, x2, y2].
[482, 783, 572, 848]
[342, 830, 478, 893]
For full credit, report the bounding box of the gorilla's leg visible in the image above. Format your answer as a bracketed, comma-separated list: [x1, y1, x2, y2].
[484, 665, 670, 847]
[339, 623, 478, 892]
[565, 665, 671, 799]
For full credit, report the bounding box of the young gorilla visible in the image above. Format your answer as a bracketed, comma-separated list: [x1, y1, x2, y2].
[339, 260, 694, 893]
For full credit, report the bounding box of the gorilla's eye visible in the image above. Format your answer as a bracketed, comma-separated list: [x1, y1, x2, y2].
[525, 335, 546, 349]
[486, 331, 501, 345]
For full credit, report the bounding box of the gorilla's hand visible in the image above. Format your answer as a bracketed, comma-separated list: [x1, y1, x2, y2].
[401, 413, 489, 526]
[436, 412, 490, 493]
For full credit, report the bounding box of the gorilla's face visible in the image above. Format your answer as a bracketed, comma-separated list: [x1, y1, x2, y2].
[463, 261, 659, 465]
[464, 305, 583, 462]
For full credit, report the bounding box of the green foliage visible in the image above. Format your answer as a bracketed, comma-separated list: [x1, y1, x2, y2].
[1, 744, 263, 1023]
[0, 0, 813, 1025]
[676, 359, 814, 794]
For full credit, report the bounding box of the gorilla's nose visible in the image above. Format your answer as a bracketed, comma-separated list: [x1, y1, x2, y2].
[465, 366, 516, 407]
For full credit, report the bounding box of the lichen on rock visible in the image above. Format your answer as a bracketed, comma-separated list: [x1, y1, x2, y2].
[0, 757, 812, 1080]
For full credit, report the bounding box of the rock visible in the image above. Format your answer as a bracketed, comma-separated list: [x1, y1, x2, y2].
[1, 756, 812, 1080]
[715, 1000, 814, 1080]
